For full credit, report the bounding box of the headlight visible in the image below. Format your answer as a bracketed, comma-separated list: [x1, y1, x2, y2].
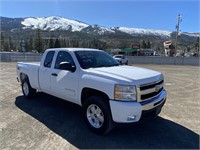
[114, 84, 137, 101]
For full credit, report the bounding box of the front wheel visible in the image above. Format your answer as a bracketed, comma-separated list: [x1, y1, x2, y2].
[22, 78, 36, 98]
[83, 96, 113, 134]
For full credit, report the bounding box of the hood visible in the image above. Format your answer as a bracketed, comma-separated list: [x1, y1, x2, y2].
[86, 65, 163, 85]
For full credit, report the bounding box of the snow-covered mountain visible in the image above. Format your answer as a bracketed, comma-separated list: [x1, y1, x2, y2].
[82, 25, 115, 35]
[21, 16, 173, 37]
[21, 16, 89, 32]
[1, 16, 200, 38]
[117, 27, 172, 37]
[180, 32, 200, 37]
[21, 16, 118, 35]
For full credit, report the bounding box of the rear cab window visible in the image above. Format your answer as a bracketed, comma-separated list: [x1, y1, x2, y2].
[44, 51, 55, 68]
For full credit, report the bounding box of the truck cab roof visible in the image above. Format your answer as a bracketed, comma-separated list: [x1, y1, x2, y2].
[45, 48, 102, 52]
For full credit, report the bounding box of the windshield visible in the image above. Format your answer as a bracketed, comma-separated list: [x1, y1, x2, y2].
[75, 51, 119, 69]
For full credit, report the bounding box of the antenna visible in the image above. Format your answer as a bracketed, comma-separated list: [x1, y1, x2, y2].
[175, 14, 182, 56]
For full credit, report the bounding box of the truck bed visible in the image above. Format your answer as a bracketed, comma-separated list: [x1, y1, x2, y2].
[17, 62, 40, 90]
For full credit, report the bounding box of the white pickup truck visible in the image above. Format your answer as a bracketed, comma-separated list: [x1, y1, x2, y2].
[16, 48, 166, 134]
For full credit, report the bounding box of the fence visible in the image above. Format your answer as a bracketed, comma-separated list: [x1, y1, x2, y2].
[127, 56, 200, 66]
[0, 52, 199, 66]
[0, 52, 43, 62]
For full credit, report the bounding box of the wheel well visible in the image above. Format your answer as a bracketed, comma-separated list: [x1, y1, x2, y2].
[20, 73, 28, 82]
[81, 88, 110, 105]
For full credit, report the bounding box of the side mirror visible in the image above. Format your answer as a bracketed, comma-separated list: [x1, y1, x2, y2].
[58, 62, 76, 72]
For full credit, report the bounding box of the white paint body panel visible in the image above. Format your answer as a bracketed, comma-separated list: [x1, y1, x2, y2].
[17, 62, 40, 89]
[110, 89, 167, 123]
[109, 100, 142, 123]
[16, 48, 166, 123]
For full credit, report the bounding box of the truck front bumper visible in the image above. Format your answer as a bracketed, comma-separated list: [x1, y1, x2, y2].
[109, 89, 167, 123]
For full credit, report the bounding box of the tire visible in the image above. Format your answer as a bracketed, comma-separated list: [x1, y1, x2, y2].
[125, 61, 128, 65]
[22, 78, 36, 99]
[83, 96, 113, 135]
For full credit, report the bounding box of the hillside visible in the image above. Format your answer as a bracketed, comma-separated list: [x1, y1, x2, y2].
[0, 16, 199, 53]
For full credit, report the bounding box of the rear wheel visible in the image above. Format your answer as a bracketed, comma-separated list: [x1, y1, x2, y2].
[22, 78, 36, 98]
[83, 96, 113, 134]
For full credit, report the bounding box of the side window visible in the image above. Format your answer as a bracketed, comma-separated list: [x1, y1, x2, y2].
[44, 51, 55, 68]
[54, 51, 75, 69]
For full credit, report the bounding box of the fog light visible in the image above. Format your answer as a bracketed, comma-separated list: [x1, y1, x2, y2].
[127, 115, 136, 121]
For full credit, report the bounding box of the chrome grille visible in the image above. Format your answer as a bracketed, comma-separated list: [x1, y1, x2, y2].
[137, 80, 164, 103]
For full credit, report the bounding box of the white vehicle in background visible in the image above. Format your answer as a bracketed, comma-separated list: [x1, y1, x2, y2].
[113, 55, 128, 65]
[16, 48, 166, 134]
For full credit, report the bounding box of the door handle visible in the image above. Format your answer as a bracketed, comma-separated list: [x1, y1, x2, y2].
[51, 73, 58, 76]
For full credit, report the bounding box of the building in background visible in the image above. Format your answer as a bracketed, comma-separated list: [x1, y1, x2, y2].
[164, 40, 174, 56]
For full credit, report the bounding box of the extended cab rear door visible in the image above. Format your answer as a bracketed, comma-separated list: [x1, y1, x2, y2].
[50, 51, 79, 103]
[39, 51, 55, 93]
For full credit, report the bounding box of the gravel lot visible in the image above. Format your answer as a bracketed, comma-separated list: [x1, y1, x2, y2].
[0, 62, 199, 149]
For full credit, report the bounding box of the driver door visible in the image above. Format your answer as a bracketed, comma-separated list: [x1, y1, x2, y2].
[50, 51, 78, 103]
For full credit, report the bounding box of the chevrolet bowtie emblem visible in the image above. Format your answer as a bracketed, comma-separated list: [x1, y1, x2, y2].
[155, 85, 162, 92]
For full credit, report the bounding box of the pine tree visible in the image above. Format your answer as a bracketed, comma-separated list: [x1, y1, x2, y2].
[81, 41, 86, 48]
[65, 40, 69, 47]
[34, 28, 43, 53]
[4, 37, 10, 51]
[0, 31, 5, 51]
[75, 39, 79, 47]
[49, 38, 54, 48]
[194, 37, 199, 52]
[28, 37, 34, 51]
[142, 40, 147, 49]
[62, 39, 66, 47]
[25, 40, 29, 52]
[147, 40, 151, 48]
[9, 36, 14, 50]
[54, 39, 61, 48]
[92, 38, 99, 48]
[43, 39, 49, 50]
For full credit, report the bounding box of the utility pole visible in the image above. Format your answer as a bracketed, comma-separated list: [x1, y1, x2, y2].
[175, 14, 182, 56]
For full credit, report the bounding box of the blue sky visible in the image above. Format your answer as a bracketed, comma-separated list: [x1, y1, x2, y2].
[0, 0, 199, 32]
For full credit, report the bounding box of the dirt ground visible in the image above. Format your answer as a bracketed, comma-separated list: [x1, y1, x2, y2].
[0, 62, 199, 149]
